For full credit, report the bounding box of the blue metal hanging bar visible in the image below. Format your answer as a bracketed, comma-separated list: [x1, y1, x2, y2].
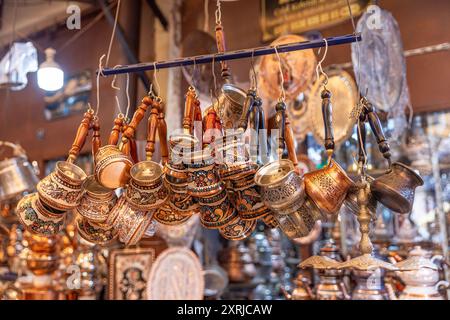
[99, 33, 361, 76]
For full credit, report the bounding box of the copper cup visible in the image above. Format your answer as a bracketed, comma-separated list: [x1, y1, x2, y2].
[199, 192, 236, 229]
[255, 159, 306, 214]
[75, 175, 117, 223]
[186, 147, 223, 197]
[37, 161, 87, 211]
[17, 193, 66, 237]
[94, 145, 133, 190]
[153, 203, 193, 225]
[303, 159, 353, 215]
[125, 161, 168, 210]
[219, 215, 256, 240]
[76, 216, 117, 245]
[371, 162, 424, 213]
[232, 174, 271, 220]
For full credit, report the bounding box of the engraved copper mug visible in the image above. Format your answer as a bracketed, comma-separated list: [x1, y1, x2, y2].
[125, 97, 169, 210]
[303, 89, 353, 215]
[37, 109, 93, 211]
[76, 216, 117, 246]
[95, 96, 154, 189]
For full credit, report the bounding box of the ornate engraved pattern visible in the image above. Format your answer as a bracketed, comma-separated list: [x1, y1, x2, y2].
[299, 255, 341, 269]
[125, 179, 168, 210]
[199, 197, 235, 229]
[337, 254, 398, 271]
[77, 217, 117, 245]
[76, 194, 117, 223]
[153, 204, 191, 226]
[37, 173, 83, 210]
[219, 215, 256, 240]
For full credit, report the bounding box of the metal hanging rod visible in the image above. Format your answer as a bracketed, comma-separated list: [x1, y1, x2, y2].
[332, 42, 450, 70]
[99, 33, 361, 76]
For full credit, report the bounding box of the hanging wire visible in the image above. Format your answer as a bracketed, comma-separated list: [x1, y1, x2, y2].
[273, 46, 286, 102]
[203, 0, 210, 32]
[250, 49, 258, 90]
[346, 0, 362, 98]
[111, 65, 131, 119]
[105, 0, 122, 68]
[89, 54, 106, 116]
[315, 38, 329, 89]
[215, 0, 222, 25]
[152, 62, 161, 97]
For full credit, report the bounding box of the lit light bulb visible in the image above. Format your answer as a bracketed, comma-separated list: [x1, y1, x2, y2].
[37, 48, 64, 91]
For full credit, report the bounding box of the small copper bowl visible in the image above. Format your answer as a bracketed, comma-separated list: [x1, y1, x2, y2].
[126, 161, 168, 210]
[303, 159, 353, 215]
[94, 145, 133, 189]
[219, 215, 256, 240]
[199, 195, 236, 229]
[232, 175, 271, 221]
[371, 162, 424, 213]
[255, 159, 305, 213]
[17, 193, 66, 237]
[37, 161, 87, 211]
[76, 216, 117, 245]
[75, 176, 117, 223]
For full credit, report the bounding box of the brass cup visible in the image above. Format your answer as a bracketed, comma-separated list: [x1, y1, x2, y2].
[254, 159, 306, 213]
[274, 197, 324, 240]
[75, 175, 117, 223]
[37, 161, 87, 211]
[94, 145, 133, 189]
[125, 161, 168, 210]
[303, 159, 353, 215]
[17, 193, 66, 237]
[371, 162, 424, 213]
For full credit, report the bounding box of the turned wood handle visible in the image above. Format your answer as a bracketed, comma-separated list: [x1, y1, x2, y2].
[146, 107, 159, 161]
[365, 100, 391, 164]
[215, 23, 231, 81]
[129, 137, 139, 164]
[108, 114, 124, 145]
[321, 89, 335, 155]
[357, 115, 367, 165]
[157, 112, 169, 164]
[121, 96, 152, 144]
[237, 89, 256, 131]
[203, 108, 219, 145]
[275, 100, 287, 155]
[67, 109, 94, 163]
[183, 87, 197, 134]
[285, 115, 298, 167]
[92, 117, 101, 158]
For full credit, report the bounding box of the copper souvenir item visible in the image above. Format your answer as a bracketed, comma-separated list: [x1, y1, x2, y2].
[153, 204, 192, 226]
[0, 141, 39, 201]
[95, 96, 153, 189]
[115, 203, 155, 247]
[76, 216, 117, 246]
[218, 215, 256, 241]
[75, 175, 117, 223]
[16, 193, 66, 237]
[37, 110, 93, 210]
[232, 174, 271, 220]
[199, 192, 236, 229]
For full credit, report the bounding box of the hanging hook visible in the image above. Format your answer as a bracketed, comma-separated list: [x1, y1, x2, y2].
[111, 65, 131, 121]
[315, 38, 329, 89]
[191, 57, 199, 91]
[92, 54, 106, 117]
[151, 62, 161, 98]
[250, 49, 258, 91]
[273, 45, 286, 102]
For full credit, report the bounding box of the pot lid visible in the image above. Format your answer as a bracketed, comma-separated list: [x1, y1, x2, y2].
[409, 245, 431, 258]
[337, 254, 398, 271]
[298, 255, 340, 270]
[395, 256, 439, 271]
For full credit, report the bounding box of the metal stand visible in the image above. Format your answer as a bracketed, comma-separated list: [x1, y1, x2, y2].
[98, 33, 361, 76]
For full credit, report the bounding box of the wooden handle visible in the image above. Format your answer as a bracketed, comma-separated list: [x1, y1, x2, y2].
[321, 89, 334, 155]
[364, 100, 391, 164]
[157, 112, 169, 164]
[237, 89, 256, 131]
[129, 137, 139, 164]
[183, 87, 197, 134]
[215, 23, 231, 81]
[145, 106, 159, 161]
[285, 115, 298, 167]
[249, 107, 259, 163]
[203, 108, 220, 145]
[121, 96, 152, 144]
[92, 117, 101, 158]
[67, 109, 94, 162]
[108, 114, 124, 145]
[357, 115, 367, 165]
[275, 100, 286, 156]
